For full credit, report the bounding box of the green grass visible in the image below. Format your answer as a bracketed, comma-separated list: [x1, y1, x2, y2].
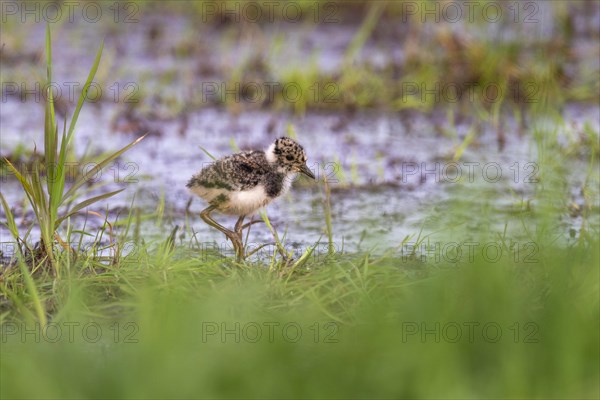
[1, 26, 145, 279]
[1, 231, 598, 398]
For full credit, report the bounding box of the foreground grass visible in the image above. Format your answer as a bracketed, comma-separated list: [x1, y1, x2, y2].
[1, 230, 598, 398]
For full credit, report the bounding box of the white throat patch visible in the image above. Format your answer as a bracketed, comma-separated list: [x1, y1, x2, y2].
[265, 143, 277, 163]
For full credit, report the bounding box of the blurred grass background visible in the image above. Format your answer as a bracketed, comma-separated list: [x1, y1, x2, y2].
[1, 0, 598, 118]
[2, 237, 598, 398]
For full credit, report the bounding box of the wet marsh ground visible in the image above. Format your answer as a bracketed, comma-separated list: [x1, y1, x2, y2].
[1, 1, 599, 398]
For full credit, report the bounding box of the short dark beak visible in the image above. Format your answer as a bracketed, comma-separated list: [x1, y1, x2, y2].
[299, 164, 316, 179]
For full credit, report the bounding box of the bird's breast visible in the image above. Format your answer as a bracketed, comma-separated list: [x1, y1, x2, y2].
[264, 171, 291, 198]
[227, 184, 270, 216]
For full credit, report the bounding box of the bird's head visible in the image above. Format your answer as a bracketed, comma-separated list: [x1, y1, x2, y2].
[266, 137, 315, 179]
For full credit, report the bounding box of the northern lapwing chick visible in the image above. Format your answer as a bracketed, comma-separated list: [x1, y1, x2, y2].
[187, 137, 315, 261]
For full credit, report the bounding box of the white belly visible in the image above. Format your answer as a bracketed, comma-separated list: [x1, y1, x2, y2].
[228, 185, 271, 215]
[190, 184, 271, 216]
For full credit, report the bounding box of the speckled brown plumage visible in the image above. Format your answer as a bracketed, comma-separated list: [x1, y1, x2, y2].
[187, 137, 315, 216]
[187, 151, 282, 195]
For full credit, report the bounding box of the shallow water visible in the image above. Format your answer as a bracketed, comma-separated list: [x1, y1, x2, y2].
[2, 100, 598, 256]
[1, 3, 599, 257]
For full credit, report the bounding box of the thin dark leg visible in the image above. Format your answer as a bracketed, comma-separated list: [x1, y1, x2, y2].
[234, 215, 245, 235]
[242, 219, 264, 230]
[233, 216, 246, 258]
[238, 216, 264, 250]
[200, 206, 230, 237]
[240, 217, 265, 251]
[200, 206, 244, 261]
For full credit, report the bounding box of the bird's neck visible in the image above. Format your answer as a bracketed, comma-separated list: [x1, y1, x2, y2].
[265, 143, 277, 163]
[265, 143, 289, 175]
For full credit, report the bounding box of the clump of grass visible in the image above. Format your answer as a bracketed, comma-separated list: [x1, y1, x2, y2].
[1, 27, 145, 278]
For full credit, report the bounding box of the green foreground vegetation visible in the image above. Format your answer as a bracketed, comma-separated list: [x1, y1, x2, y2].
[1, 3, 600, 398]
[1, 240, 598, 398]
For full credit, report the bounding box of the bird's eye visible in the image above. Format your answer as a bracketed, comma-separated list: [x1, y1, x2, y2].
[286, 155, 294, 161]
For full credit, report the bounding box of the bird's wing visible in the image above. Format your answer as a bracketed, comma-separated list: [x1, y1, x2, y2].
[188, 151, 269, 191]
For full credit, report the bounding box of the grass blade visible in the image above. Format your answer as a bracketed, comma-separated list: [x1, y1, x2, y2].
[0, 192, 19, 242]
[66, 40, 104, 145]
[198, 145, 217, 161]
[56, 189, 125, 225]
[3, 158, 34, 195]
[44, 24, 57, 174]
[50, 117, 69, 222]
[45, 24, 52, 89]
[62, 134, 146, 204]
[17, 256, 48, 327]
